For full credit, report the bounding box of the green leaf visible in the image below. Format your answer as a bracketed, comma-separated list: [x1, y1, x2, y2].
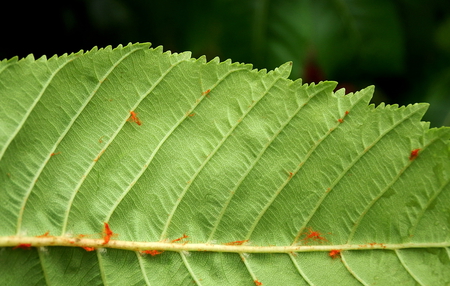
[0, 43, 449, 285]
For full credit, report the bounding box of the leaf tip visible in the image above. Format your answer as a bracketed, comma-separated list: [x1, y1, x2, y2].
[276, 61, 293, 77]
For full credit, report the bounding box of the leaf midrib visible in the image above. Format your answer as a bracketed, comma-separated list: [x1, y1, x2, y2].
[1, 235, 448, 252]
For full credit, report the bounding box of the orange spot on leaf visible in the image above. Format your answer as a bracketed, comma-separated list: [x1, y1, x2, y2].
[127, 111, 142, 125]
[409, 148, 420, 160]
[367, 242, 386, 249]
[13, 244, 32, 250]
[171, 234, 188, 243]
[50, 152, 61, 157]
[301, 227, 328, 243]
[254, 280, 263, 286]
[83, 247, 95, 251]
[36, 231, 50, 237]
[329, 249, 341, 259]
[225, 240, 249, 245]
[93, 150, 105, 162]
[103, 222, 115, 245]
[140, 250, 164, 256]
[202, 89, 211, 96]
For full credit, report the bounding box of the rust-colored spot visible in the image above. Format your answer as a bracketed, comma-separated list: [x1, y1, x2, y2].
[13, 244, 32, 250]
[102, 222, 115, 245]
[301, 227, 327, 244]
[36, 231, 50, 237]
[202, 89, 211, 96]
[224, 240, 249, 245]
[140, 250, 164, 256]
[329, 249, 341, 259]
[93, 150, 105, 162]
[171, 234, 188, 243]
[127, 111, 142, 125]
[409, 148, 420, 160]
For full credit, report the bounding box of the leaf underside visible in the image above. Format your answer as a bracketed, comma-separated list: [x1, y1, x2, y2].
[0, 43, 449, 285]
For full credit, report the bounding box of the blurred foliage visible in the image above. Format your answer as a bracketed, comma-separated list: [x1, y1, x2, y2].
[1, 0, 449, 126]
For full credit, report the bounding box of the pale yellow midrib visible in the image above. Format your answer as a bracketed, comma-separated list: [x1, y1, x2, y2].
[0, 236, 447, 253]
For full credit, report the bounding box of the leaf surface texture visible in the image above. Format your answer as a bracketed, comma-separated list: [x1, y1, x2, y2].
[0, 43, 449, 285]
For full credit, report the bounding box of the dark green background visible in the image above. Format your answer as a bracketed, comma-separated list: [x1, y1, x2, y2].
[2, 0, 449, 126]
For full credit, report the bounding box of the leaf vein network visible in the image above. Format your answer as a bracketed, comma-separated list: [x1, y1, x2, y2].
[241, 84, 334, 242]
[103, 64, 244, 232]
[15, 53, 107, 234]
[401, 138, 450, 238]
[60, 47, 171, 234]
[345, 109, 425, 243]
[0, 56, 75, 160]
[161, 73, 283, 240]
[204, 81, 326, 242]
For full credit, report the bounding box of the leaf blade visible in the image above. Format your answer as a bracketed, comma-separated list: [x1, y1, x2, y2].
[1, 43, 449, 285]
